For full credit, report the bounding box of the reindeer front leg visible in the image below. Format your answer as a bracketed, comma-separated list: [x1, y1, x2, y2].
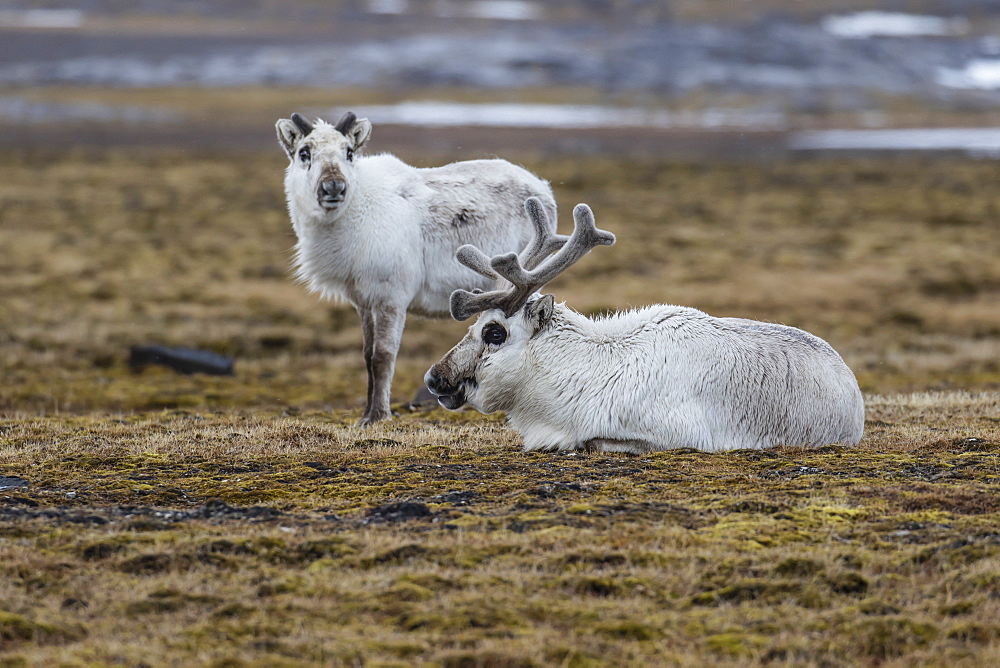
[358, 304, 407, 426]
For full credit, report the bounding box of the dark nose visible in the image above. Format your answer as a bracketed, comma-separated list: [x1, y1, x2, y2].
[319, 179, 345, 199]
[423, 369, 457, 397]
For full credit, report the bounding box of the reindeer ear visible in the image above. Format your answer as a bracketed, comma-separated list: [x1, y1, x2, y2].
[275, 119, 301, 158]
[347, 118, 372, 150]
[527, 294, 555, 334]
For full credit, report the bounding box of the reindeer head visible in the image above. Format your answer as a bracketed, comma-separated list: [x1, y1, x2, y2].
[424, 198, 615, 413]
[276, 111, 372, 215]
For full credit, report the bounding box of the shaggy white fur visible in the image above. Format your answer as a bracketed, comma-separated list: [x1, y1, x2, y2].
[425, 202, 864, 453]
[276, 112, 555, 424]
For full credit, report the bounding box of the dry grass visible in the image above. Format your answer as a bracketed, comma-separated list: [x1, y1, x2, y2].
[2, 397, 999, 665]
[1, 148, 999, 664]
[1, 150, 998, 415]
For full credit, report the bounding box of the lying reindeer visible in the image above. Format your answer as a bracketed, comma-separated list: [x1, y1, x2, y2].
[276, 112, 556, 425]
[424, 198, 864, 453]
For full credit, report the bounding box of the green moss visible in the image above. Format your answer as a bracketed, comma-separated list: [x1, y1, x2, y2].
[826, 571, 869, 596]
[256, 577, 304, 597]
[555, 551, 627, 570]
[541, 647, 605, 668]
[595, 621, 659, 641]
[393, 602, 522, 633]
[939, 600, 975, 616]
[0, 611, 85, 644]
[704, 632, 770, 657]
[118, 553, 181, 575]
[378, 582, 434, 602]
[0, 656, 29, 668]
[563, 576, 623, 597]
[78, 539, 130, 561]
[435, 650, 537, 668]
[396, 573, 457, 592]
[852, 618, 939, 659]
[690, 578, 801, 606]
[361, 544, 430, 568]
[293, 538, 356, 563]
[213, 603, 255, 619]
[126, 589, 223, 614]
[774, 557, 824, 577]
[946, 623, 999, 644]
[857, 599, 901, 616]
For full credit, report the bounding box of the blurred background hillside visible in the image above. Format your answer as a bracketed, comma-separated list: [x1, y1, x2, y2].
[1, 0, 999, 415]
[4, 0, 1000, 153]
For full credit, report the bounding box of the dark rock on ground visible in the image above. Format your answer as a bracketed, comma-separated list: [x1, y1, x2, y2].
[129, 345, 234, 376]
[0, 476, 30, 490]
[363, 501, 433, 525]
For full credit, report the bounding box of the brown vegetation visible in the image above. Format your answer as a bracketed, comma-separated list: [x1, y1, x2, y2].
[1, 148, 999, 664]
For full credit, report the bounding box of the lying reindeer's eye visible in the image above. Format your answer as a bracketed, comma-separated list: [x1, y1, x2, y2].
[482, 323, 507, 346]
[346, 148, 355, 162]
[298, 146, 311, 162]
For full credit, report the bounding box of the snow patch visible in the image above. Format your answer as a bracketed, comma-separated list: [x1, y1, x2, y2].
[0, 95, 176, 124]
[937, 60, 1000, 90]
[790, 128, 1000, 156]
[329, 101, 786, 130]
[467, 1, 540, 21]
[0, 9, 84, 29]
[822, 11, 968, 39]
[366, 0, 408, 15]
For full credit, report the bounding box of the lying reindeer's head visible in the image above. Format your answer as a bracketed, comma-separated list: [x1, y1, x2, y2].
[423, 294, 558, 413]
[424, 198, 615, 413]
[276, 111, 372, 215]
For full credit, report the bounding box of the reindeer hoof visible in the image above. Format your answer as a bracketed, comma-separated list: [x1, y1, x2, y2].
[356, 411, 393, 428]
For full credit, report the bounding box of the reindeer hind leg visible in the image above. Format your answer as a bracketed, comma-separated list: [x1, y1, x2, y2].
[358, 307, 377, 423]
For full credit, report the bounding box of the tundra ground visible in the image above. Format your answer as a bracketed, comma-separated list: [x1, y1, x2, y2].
[1, 150, 999, 665]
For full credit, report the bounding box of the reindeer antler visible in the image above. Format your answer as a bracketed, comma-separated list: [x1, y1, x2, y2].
[291, 112, 314, 136]
[517, 197, 571, 270]
[450, 198, 615, 321]
[335, 111, 357, 135]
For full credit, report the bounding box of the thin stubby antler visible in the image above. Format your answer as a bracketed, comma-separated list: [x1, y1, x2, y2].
[450, 197, 615, 321]
[290, 112, 314, 136]
[334, 111, 357, 135]
[288, 112, 353, 137]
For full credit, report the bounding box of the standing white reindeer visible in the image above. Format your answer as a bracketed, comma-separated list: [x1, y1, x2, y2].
[425, 198, 865, 453]
[276, 111, 556, 425]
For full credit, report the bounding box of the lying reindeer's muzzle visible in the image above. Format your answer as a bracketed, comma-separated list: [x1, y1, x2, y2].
[423, 370, 467, 410]
[436, 390, 466, 411]
[317, 178, 346, 210]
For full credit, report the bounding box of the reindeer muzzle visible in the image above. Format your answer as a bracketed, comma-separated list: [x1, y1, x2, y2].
[423, 371, 468, 411]
[436, 391, 466, 411]
[317, 178, 346, 210]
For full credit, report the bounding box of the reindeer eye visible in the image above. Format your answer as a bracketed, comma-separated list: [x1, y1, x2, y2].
[298, 146, 311, 162]
[482, 323, 507, 346]
[346, 148, 355, 162]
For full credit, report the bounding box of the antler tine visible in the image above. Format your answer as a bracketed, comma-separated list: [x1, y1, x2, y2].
[455, 245, 501, 282]
[493, 202, 615, 300]
[449, 201, 615, 321]
[518, 197, 570, 270]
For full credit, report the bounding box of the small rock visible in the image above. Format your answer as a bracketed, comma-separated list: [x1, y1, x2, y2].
[431, 490, 484, 505]
[363, 501, 432, 524]
[129, 345, 234, 376]
[0, 476, 29, 491]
